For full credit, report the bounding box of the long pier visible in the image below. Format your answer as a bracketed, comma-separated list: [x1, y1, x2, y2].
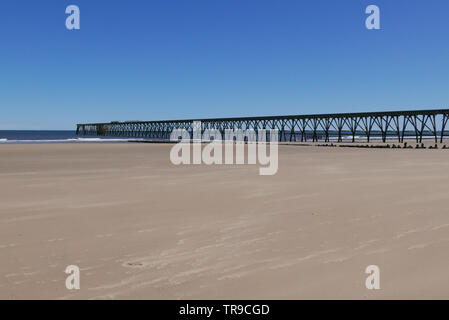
[77, 108, 449, 143]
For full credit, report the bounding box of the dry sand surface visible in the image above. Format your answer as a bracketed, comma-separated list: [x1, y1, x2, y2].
[0, 143, 448, 299]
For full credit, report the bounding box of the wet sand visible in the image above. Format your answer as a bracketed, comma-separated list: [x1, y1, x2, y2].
[0, 143, 448, 299]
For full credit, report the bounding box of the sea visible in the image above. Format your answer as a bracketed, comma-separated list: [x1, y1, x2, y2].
[0, 130, 134, 144]
[0, 130, 442, 144]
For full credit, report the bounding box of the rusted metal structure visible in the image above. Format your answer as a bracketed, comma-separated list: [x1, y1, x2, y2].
[77, 109, 449, 143]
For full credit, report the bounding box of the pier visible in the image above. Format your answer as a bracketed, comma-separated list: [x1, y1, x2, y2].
[77, 109, 449, 143]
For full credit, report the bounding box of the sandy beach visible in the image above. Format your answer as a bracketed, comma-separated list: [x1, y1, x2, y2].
[0, 143, 448, 299]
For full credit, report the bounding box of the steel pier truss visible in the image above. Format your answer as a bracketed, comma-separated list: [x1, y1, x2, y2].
[77, 109, 449, 143]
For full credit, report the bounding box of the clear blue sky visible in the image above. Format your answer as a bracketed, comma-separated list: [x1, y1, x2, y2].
[1, 0, 448, 129]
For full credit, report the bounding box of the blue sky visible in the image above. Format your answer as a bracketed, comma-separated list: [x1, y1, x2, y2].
[1, 0, 448, 129]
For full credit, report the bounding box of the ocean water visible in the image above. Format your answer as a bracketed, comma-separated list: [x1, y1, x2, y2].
[0, 130, 443, 144]
[0, 130, 133, 144]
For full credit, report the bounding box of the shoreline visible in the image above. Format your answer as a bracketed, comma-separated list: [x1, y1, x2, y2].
[2, 138, 449, 150]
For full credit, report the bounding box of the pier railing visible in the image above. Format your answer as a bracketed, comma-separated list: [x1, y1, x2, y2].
[77, 109, 449, 143]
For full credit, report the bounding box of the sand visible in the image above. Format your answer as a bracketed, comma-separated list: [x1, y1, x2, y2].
[0, 143, 448, 299]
